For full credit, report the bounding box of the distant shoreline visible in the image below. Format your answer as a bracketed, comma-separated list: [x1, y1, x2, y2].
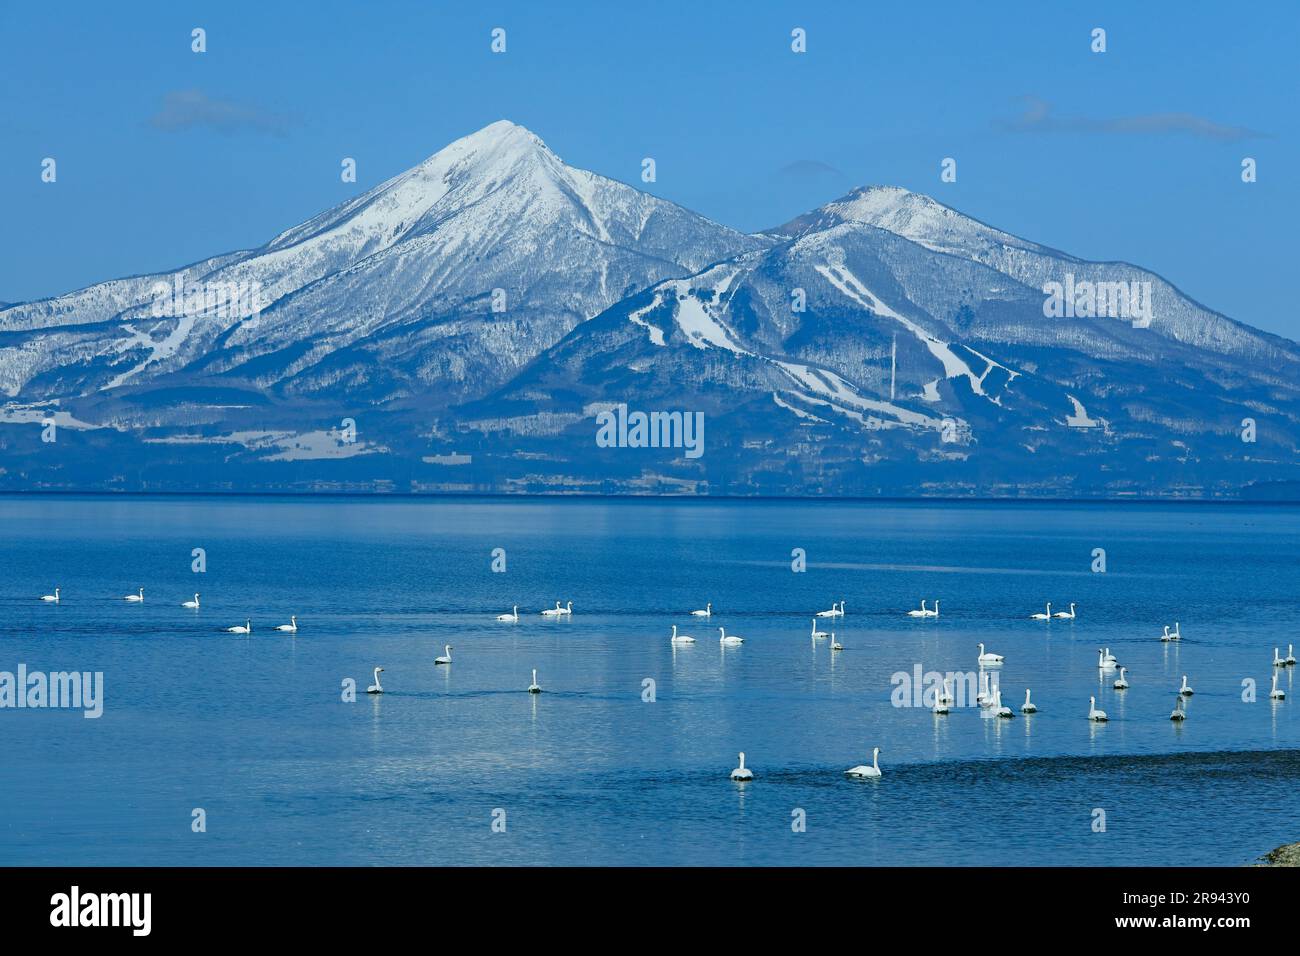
[0, 490, 1298, 506]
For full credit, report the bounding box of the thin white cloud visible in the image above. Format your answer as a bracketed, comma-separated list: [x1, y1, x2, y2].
[148, 89, 297, 135]
[1002, 95, 1267, 142]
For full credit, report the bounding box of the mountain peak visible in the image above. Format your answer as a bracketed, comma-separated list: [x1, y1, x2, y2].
[777, 183, 1042, 259]
[423, 119, 553, 169]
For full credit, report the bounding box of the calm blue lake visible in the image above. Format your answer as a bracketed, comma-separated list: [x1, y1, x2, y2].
[1, 496, 1297, 865]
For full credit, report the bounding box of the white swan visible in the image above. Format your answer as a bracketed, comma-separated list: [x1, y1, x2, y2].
[1031, 602, 1052, 620]
[1287, 644, 1297, 666]
[923, 600, 940, 618]
[528, 668, 541, 693]
[1170, 697, 1186, 721]
[226, 620, 251, 634]
[1088, 696, 1108, 722]
[845, 747, 882, 778]
[932, 687, 949, 714]
[540, 601, 567, 617]
[1160, 625, 1174, 642]
[1098, 648, 1119, 669]
[1270, 672, 1286, 700]
[977, 643, 1004, 665]
[906, 599, 929, 618]
[816, 601, 840, 618]
[275, 616, 298, 633]
[1053, 602, 1077, 619]
[366, 667, 384, 694]
[939, 677, 955, 707]
[1021, 688, 1037, 714]
[181, 593, 200, 609]
[40, 587, 60, 603]
[1113, 666, 1129, 690]
[976, 670, 993, 706]
[719, 626, 743, 646]
[690, 602, 712, 618]
[731, 751, 754, 781]
[830, 632, 843, 651]
[811, 618, 828, 639]
[557, 601, 573, 616]
[435, 644, 452, 665]
[670, 624, 695, 644]
[992, 687, 1013, 718]
[1275, 648, 1288, 668]
[496, 605, 519, 622]
[1170, 622, 1181, 641]
[124, 587, 144, 602]
[1179, 675, 1194, 697]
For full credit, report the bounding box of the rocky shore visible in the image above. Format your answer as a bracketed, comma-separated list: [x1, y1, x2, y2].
[1258, 842, 1300, 866]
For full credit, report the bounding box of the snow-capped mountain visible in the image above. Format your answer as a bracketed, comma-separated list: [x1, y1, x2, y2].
[0, 121, 761, 405]
[455, 187, 1300, 496]
[1, 132, 1296, 497]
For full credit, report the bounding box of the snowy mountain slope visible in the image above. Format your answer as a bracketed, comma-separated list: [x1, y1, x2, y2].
[0, 121, 762, 404]
[455, 188, 1300, 496]
[783, 186, 1297, 368]
[1, 152, 1296, 496]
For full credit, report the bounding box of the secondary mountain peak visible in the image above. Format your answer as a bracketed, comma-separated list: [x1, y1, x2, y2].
[778, 184, 1041, 259]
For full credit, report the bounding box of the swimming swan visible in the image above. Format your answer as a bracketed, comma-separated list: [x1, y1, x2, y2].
[906, 599, 929, 618]
[939, 677, 955, 707]
[846, 747, 882, 778]
[731, 751, 754, 781]
[496, 606, 519, 622]
[1170, 697, 1186, 721]
[1288, 644, 1297, 666]
[275, 616, 298, 633]
[977, 643, 1004, 665]
[1053, 603, 1076, 619]
[977, 670, 994, 706]
[226, 620, 251, 634]
[1274, 648, 1287, 668]
[1169, 622, 1181, 641]
[1179, 675, 1194, 697]
[181, 593, 200, 609]
[1160, 626, 1174, 642]
[1021, 688, 1038, 713]
[366, 667, 384, 694]
[528, 668, 541, 694]
[1088, 696, 1108, 722]
[670, 624, 695, 644]
[40, 588, 60, 603]
[811, 618, 829, 639]
[1270, 672, 1286, 700]
[557, 601, 573, 616]
[816, 601, 841, 618]
[1031, 602, 1052, 620]
[932, 688, 949, 714]
[435, 645, 453, 665]
[923, 600, 940, 618]
[1098, 648, 1119, 669]
[541, 601, 572, 617]
[124, 587, 144, 602]
[719, 627, 743, 646]
[690, 603, 712, 618]
[992, 687, 1013, 718]
[1113, 666, 1129, 690]
[830, 632, 843, 651]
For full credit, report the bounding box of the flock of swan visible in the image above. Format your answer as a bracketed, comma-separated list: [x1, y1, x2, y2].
[38, 586, 299, 632]
[38, 586, 1295, 783]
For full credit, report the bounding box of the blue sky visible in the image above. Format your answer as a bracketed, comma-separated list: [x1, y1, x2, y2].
[2, 1, 1295, 339]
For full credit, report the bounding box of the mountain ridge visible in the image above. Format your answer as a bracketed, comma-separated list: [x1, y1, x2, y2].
[1, 121, 1296, 497]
